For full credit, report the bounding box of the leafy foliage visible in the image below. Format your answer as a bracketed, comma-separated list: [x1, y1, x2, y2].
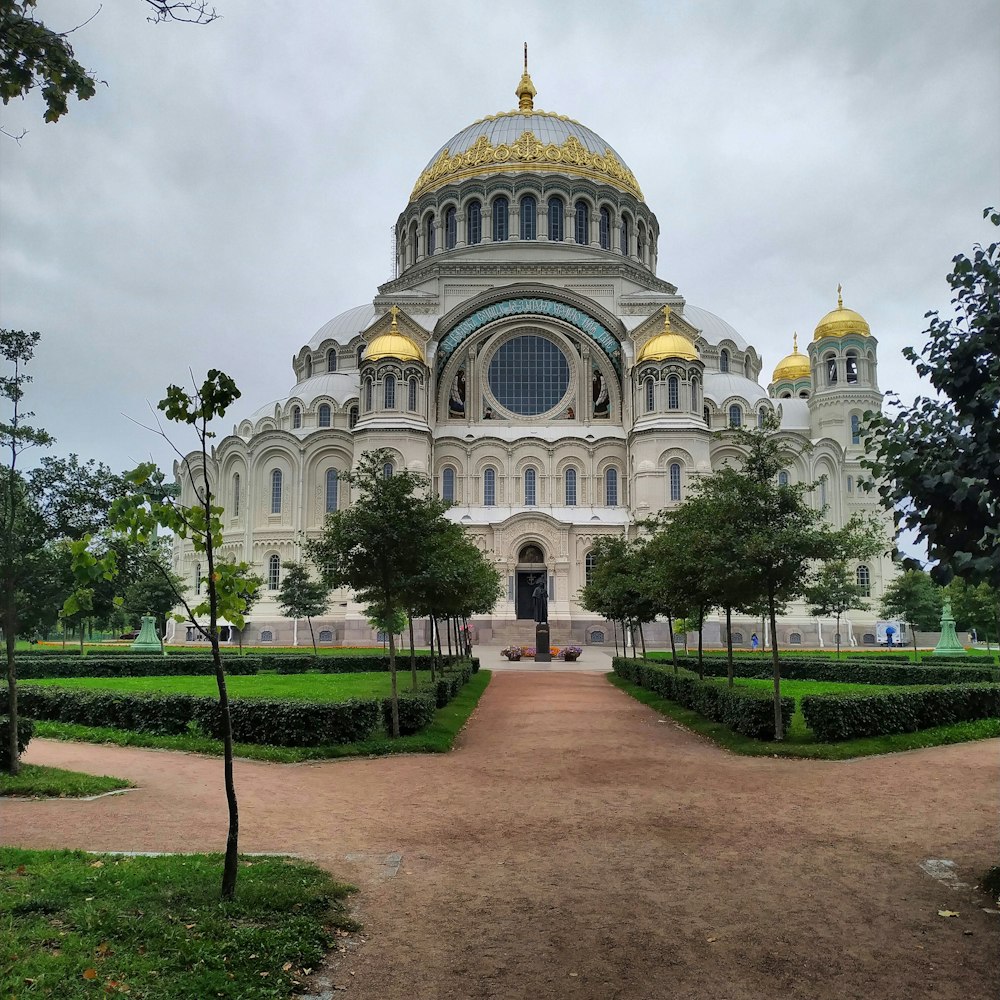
[276, 562, 330, 654]
[879, 569, 944, 631]
[805, 559, 871, 659]
[0, 714, 32, 767]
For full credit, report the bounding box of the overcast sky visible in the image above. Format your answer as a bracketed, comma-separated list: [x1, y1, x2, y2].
[2, 0, 997, 481]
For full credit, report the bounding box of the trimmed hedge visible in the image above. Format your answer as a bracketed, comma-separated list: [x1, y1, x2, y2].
[0, 715, 34, 768]
[651, 654, 998, 686]
[267, 652, 464, 674]
[16, 656, 261, 679]
[381, 695, 437, 735]
[802, 684, 1000, 741]
[613, 657, 794, 740]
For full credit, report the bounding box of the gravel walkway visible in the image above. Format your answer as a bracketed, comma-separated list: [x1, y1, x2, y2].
[6, 671, 998, 999]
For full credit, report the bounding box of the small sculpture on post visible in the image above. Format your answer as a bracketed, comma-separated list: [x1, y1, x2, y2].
[532, 575, 551, 662]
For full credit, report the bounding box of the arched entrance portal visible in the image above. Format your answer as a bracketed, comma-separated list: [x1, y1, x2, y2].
[516, 543, 546, 620]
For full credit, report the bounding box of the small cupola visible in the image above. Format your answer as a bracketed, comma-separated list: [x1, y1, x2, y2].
[636, 306, 700, 363]
[363, 306, 425, 363]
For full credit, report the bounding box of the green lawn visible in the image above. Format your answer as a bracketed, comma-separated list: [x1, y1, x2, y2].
[24, 671, 438, 701]
[0, 765, 131, 799]
[31, 670, 493, 763]
[0, 849, 357, 999]
[609, 672, 1000, 759]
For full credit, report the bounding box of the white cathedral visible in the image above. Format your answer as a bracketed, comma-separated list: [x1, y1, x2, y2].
[170, 62, 896, 650]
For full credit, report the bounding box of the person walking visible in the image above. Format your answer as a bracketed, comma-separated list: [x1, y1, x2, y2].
[751, 632, 759, 652]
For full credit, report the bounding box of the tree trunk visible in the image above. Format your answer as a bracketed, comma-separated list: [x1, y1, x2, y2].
[697, 605, 705, 680]
[725, 605, 734, 688]
[769, 593, 783, 741]
[638, 621, 647, 660]
[912, 625, 919, 663]
[307, 616, 317, 655]
[613, 619, 619, 656]
[434, 616, 444, 672]
[446, 616, 453, 659]
[408, 613, 417, 691]
[667, 614, 678, 673]
[5, 615, 18, 777]
[388, 630, 400, 738]
[835, 613, 841, 660]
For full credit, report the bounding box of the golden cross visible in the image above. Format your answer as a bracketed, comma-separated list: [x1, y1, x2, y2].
[389, 305, 400, 327]
[662, 304, 671, 329]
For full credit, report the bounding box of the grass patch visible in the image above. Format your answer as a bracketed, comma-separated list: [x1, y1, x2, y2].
[24, 671, 439, 702]
[608, 672, 1000, 759]
[0, 765, 131, 799]
[31, 670, 492, 763]
[0, 848, 356, 999]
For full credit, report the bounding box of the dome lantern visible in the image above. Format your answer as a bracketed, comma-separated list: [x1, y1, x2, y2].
[363, 306, 425, 364]
[813, 284, 871, 341]
[637, 306, 700, 363]
[515, 43, 536, 112]
[771, 332, 812, 383]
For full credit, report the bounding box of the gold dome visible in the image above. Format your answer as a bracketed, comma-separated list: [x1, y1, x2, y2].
[363, 307, 425, 363]
[771, 333, 812, 383]
[636, 306, 700, 363]
[813, 285, 871, 341]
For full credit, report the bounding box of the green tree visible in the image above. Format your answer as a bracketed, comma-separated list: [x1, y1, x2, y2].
[805, 560, 870, 659]
[66, 371, 256, 900]
[120, 539, 187, 641]
[863, 209, 999, 641]
[308, 450, 442, 737]
[277, 561, 330, 653]
[879, 569, 944, 658]
[946, 578, 1000, 652]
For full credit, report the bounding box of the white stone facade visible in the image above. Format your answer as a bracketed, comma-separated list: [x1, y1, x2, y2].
[170, 75, 896, 650]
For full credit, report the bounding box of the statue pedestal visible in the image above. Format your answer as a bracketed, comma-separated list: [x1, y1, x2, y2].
[932, 607, 966, 657]
[130, 615, 164, 654]
[535, 623, 551, 662]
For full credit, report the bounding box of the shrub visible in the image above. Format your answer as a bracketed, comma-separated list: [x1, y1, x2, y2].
[500, 646, 522, 660]
[194, 698, 382, 746]
[614, 658, 794, 740]
[0, 715, 34, 768]
[381, 695, 437, 735]
[559, 646, 583, 661]
[801, 684, 1000, 741]
[16, 656, 260, 679]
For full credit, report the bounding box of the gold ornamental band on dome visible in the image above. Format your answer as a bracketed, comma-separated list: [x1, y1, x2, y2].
[410, 129, 644, 202]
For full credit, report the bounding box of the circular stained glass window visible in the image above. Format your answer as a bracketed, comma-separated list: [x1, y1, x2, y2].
[487, 333, 570, 416]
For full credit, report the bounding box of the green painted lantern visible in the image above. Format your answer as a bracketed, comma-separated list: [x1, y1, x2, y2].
[931, 599, 966, 657]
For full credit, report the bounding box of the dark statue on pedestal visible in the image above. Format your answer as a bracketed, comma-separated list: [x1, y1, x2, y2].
[532, 575, 550, 662]
[531, 577, 548, 623]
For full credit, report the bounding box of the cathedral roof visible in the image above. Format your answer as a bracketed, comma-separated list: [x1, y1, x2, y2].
[771, 333, 812, 383]
[813, 286, 871, 341]
[308, 304, 377, 350]
[703, 371, 769, 405]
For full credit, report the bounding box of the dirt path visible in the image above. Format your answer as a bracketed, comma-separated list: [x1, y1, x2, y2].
[5, 672, 998, 1000]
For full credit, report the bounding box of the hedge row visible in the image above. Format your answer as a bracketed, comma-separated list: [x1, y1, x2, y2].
[16, 656, 262, 679]
[267, 652, 471, 674]
[0, 716, 34, 768]
[802, 684, 1000, 741]
[14, 659, 478, 745]
[613, 657, 794, 740]
[654, 654, 998, 686]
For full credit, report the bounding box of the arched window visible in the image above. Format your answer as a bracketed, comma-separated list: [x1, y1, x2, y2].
[819, 475, 828, 508]
[520, 195, 536, 240]
[445, 206, 457, 249]
[729, 404, 742, 428]
[407, 376, 418, 412]
[327, 349, 337, 372]
[574, 200, 589, 244]
[846, 351, 859, 384]
[267, 554, 280, 591]
[291, 406, 301, 429]
[467, 200, 482, 245]
[778, 470, 790, 487]
[691, 377, 699, 411]
[637, 222, 646, 263]
[259, 629, 273, 643]
[744, 356, 751, 379]
[442, 466, 455, 502]
[318, 630, 333, 643]
[703, 405, 711, 425]
[565, 467, 577, 505]
[325, 468, 338, 513]
[847, 475, 854, 494]
[644, 376, 655, 412]
[826, 352, 838, 384]
[620, 215, 629, 255]
[364, 377, 373, 411]
[789, 632, 802, 645]
[732, 631, 744, 645]
[758, 409, 767, 429]
[408, 220, 417, 265]
[851, 414, 861, 445]
[357, 344, 365, 367]
[304, 356, 312, 379]
[383, 374, 396, 409]
[483, 467, 496, 506]
[548, 198, 563, 241]
[585, 551, 597, 587]
[349, 405, 359, 429]
[605, 467, 618, 506]
[195, 562, 201, 593]
[492, 196, 509, 242]
[270, 469, 282, 513]
[669, 462, 681, 501]
[667, 375, 679, 410]
[720, 349, 730, 373]
[425, 213, 436, 255]
[232, 473, 240, 518]
[599, 207, 611, 249]
[524, 467, 537, 506]
[382, 462, 394, 479]
[856, 565, 871, 596]
[318, 404, 331, 427]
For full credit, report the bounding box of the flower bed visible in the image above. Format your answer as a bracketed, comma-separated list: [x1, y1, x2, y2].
[500, 646, 582, 661]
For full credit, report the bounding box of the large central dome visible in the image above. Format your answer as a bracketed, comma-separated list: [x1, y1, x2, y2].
[410, 67, 642, 202]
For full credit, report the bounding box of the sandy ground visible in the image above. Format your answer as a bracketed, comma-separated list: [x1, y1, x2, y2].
[4, 670, 998, 1000]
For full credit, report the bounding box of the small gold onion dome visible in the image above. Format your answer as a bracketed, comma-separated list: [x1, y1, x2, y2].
[515, 43, 537, 111]
[772, 333, 812, 382]
[363, 306, 424, 363]
[813, 284, 871, 341]
[636, 306, 700, 363]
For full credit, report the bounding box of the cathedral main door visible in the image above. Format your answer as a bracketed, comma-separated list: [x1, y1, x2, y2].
[516, 544, 546, 620]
